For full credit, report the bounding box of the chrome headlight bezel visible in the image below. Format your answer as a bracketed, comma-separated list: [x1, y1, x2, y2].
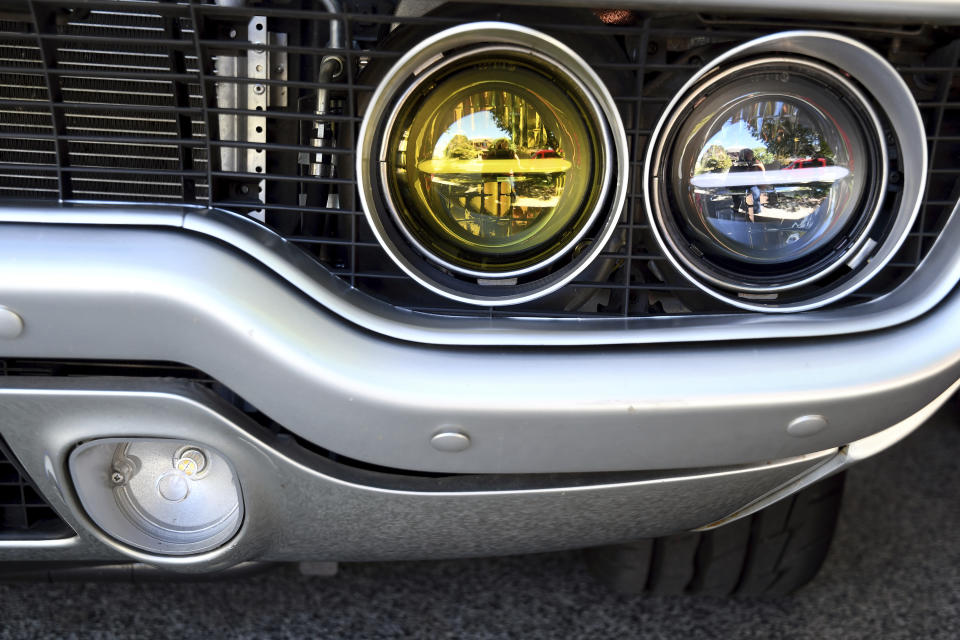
[643, 31, 927, 313]
[357, 22, 629, 306]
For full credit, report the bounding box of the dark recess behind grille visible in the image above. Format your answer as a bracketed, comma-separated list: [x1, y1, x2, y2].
[0, 434, 73, 540]
[1, 1, 958, 319]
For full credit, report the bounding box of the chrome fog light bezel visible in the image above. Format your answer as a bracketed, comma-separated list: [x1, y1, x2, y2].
[357, 22, 629, 306]
[643, 31, 927, 313]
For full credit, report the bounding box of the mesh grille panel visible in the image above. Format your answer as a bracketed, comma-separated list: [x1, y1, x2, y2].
[0, 434, 73, 540]
[0, 1, 957, 319]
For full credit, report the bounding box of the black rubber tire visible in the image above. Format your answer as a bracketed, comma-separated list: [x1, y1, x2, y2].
[584, 471, 846, 597]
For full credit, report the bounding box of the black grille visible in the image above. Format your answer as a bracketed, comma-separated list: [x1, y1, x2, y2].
[0, 435, 73, 540]
[1, 1, 958, 318]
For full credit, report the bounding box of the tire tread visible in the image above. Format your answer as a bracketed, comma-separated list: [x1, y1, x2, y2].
[585, 472, 846, 597]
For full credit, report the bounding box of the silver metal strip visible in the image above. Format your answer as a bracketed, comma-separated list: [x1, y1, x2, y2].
[0, 200, 958, 346]
[247, 16, 267, 222]
[0, 217, 958, 473]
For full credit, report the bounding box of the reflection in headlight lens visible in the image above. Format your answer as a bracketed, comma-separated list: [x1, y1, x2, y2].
[664, 64, 877, 276]
[384, 54, 605, 274]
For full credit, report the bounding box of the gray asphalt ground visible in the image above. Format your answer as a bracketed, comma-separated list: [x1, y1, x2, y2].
[1, 399, 957, 639]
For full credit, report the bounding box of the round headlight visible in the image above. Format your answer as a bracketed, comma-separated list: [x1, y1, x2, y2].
[651, 57, 886, 294]
[644, 31, 926, 312]
[358, 23, 628, 305]
[383, 51, 605, 276]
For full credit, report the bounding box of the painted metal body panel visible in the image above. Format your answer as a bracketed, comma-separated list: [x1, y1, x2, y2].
[0, 380, 834, 565]
[0, 221, 957, 473]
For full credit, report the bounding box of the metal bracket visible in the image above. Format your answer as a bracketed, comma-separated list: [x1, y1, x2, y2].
[306, 56, 344, 182]
[214, 17, 287, 222]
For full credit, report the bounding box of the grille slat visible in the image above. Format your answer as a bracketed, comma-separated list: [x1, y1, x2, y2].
[0, 1, 957, 320]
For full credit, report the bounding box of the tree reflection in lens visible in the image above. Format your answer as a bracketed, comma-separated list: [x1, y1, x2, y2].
[410, 97, 573, 245]
[671, 87, 869, 266]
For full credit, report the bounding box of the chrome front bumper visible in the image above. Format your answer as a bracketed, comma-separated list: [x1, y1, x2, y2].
[1, 378, 951, 568]
[0, 212, 958, 474]
[0, 209, 958, 566]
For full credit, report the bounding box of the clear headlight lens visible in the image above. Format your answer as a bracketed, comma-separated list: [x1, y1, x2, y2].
[670, 72, 870, 265]
[651, 58, 885, 293]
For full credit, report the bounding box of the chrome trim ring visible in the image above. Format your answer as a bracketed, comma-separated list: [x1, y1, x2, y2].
[357, 22, 629, 306]
[643, 31, 927, 313]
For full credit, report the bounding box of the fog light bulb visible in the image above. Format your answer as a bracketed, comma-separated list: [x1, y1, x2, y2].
[69, 439, 243, 556]
[175, 448, 206, 476]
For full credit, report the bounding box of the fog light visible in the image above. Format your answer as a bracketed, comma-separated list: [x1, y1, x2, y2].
[357, 22, 628, 305]
[70, 439, 243, 556]
[382, 51, 606, 276]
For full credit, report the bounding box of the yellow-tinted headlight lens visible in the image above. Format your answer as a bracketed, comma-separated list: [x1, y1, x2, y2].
[384, 53, 605, 275]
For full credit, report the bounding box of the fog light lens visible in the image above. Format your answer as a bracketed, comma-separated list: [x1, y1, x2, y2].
[383, 52, 605, 276]
[70, 439, 242, 556]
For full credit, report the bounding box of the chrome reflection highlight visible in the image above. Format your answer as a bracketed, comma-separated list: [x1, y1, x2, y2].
[651, 57, 886, 294]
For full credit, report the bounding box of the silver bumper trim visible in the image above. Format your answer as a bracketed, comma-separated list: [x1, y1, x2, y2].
[0, 201, 958, 348]
[0, 379, 835, 567]
[696, 377, 960, 530]
[0, 377, 943, 566]
[0, 219, 958, 472]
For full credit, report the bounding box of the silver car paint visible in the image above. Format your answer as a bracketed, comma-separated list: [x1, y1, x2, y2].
[0, 378, 850, 566]
[0, 220, 957, 473]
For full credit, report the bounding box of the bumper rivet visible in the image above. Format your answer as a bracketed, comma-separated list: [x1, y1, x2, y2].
[430, 430, 471, 452]
[0, 307, 23, 339]
[787, 415, 829, 437]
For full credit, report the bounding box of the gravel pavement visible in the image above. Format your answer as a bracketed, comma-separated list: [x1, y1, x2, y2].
[1, 399, 957, 639]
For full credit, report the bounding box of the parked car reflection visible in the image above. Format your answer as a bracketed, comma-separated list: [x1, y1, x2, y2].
[689, 146, 853, 258]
